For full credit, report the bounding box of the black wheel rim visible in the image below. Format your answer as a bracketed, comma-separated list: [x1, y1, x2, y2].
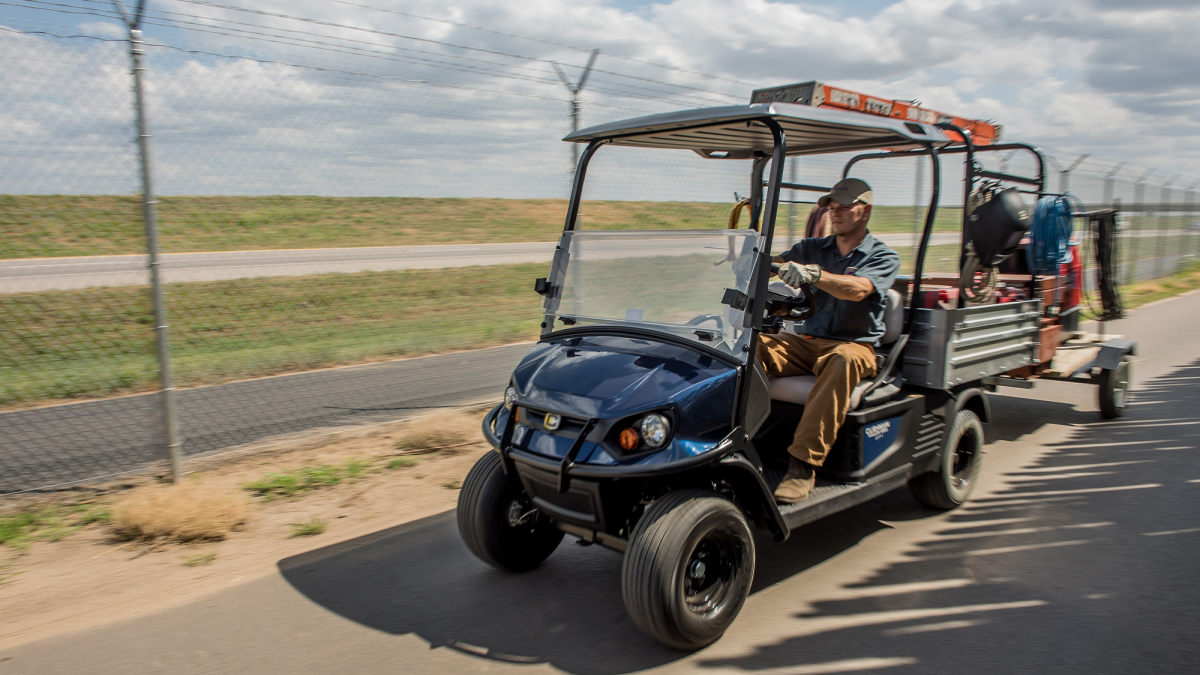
[681, 528, 744, 618]
[950, 425, 979, 489]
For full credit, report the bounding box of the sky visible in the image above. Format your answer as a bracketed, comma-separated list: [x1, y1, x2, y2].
[2, 0, 1198, 201]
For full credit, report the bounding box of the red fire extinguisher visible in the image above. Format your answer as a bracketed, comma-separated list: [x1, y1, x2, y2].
[1059, 244, 1082, 310]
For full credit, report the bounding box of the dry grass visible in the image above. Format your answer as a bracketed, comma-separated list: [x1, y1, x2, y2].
[393, 410, 483, 455]
[111, 484, 246, 542]
[287, 519, 327, 537]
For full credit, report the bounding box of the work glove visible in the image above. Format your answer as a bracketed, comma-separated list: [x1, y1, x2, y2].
[778, 262, 822, 289]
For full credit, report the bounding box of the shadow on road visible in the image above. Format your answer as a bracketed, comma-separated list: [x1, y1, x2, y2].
[697, 359, 1200, 674]
[278, 363, 1199, 674]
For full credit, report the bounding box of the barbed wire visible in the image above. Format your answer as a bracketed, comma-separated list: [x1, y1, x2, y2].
[164, 0, 745, 101]
[328, 0, 757, 90]
[8, 0, 738, 106]
[0, 24, 640, 110]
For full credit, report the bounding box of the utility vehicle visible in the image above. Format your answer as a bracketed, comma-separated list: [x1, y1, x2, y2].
[457, 94, 1134, 650]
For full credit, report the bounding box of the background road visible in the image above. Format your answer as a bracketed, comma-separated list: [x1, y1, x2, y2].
[1, 292, 1197, 673]
[0, 343, 531, 492]
[1, 230, 1182, 292]
[0, 234, 965, 292]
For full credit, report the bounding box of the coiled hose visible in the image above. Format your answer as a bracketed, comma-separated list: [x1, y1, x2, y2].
[1026, 196, 1075, 275]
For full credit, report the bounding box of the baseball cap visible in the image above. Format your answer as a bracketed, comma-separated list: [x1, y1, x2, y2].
[818, 178, 873, 207]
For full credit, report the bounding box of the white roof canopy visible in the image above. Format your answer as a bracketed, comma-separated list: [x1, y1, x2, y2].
[564, 103, 955, 158]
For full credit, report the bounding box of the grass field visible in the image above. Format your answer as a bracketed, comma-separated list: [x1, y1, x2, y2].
[0, 263, 546, 407]
[2, 218, 1190, 409]
[0, 242, 960, 409]
[0, 194, 962, 259]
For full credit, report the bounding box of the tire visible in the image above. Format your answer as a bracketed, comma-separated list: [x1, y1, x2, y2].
[1098, 361, 1131, 419]
[622, 489, 755, 651]
[908, 409, 984, 510]
[457, 451, 564, 572]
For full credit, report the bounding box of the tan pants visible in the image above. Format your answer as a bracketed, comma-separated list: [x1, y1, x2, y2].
[756, 334, 877, 467]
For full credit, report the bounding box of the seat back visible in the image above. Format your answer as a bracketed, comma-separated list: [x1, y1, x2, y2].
[880, 289, 903, 346]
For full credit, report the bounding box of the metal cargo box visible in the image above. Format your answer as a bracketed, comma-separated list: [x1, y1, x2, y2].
[902, 300, 1041, 389]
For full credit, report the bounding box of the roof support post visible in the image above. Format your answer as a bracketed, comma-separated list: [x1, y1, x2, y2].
[541, 139, 605, 337]
[735, 118, 787, 432]
[906, 144, 942, 335]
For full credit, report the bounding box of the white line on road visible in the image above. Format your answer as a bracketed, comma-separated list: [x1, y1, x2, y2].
[1143, 527, 1200, 536]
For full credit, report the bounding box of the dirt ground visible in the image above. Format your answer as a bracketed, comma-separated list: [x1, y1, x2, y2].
[0, 405, 496, 652]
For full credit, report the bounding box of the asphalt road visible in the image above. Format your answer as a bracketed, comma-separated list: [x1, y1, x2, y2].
[1, 292, 1197, 673]
[3, 230, 1186, 293]
[0, 343, 532, 492]
[0, 234, 966, 293]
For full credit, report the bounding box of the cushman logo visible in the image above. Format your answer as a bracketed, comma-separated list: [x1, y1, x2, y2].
[543, 412, 562, 431]
[865, 420, 891, 440]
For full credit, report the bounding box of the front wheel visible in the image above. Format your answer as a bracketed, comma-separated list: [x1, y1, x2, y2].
[457, 451, 564, 572]
[908, 409, 984, 510]
[622, 489, 755, 650]
[1098, 361, 1131, 419]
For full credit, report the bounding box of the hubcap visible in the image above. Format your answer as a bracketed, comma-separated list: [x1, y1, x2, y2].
[507, 499, 537, 528]
[682, 530, 743, 617]
[950, 427, 978, 489]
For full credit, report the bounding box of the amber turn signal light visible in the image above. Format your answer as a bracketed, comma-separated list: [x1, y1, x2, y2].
[618, 427, 640, 451]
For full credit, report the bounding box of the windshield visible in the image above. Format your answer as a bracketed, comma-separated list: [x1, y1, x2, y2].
[545, 229, 762, 359]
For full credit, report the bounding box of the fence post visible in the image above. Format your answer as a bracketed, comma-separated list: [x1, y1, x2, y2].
[552, 49, 599, 176]
[1156, 176, 1180, 278]
[1188, 183, 1198, 260]
[114, 1, 183, 482]
[1130, 169, 1155, 285]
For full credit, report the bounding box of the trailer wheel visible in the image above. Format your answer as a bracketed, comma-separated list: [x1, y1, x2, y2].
[909, 409, 984, 510]
[622, 489, 754, 651]
[1098, 361, 1131, 419]
[457, 451, 564, 572]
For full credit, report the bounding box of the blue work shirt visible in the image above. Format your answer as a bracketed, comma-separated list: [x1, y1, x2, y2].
[780, 232, 900, 345]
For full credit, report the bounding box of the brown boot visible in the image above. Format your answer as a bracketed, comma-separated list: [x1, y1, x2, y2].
[774, 457, 816, 504]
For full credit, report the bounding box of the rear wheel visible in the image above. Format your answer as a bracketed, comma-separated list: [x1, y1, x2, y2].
[457, 451, 564, 572]
[622, 489, 755, 650]
[909, 409, 984, 510]
[1098, 361, 1131, 419]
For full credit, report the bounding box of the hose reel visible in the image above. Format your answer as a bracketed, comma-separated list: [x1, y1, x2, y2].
[960, 182, 1032, 302]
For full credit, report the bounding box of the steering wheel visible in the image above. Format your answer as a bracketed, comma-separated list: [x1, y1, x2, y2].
[766, 264, 818, 321]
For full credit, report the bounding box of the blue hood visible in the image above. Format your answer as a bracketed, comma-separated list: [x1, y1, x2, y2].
[505, 333, 738, 466]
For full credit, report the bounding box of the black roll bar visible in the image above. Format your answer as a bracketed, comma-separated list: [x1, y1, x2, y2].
[563, 139, 606, 232]
[541, 139, 606, 337]
[935, 123, 976, 268]
[734, 118, 787, 433]
[906, 143, 942, 335]
[842, 142, 1046, 194]
[840, 137, 1050, 335]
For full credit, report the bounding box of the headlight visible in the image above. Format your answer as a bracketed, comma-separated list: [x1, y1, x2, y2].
[639, 413, 670, 448]
[503, 386, 517, 410]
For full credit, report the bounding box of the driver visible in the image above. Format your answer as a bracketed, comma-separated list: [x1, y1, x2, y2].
[762, 178, 900, 503]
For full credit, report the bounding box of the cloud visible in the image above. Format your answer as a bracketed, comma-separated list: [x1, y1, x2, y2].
[2, 0, 1198, 201]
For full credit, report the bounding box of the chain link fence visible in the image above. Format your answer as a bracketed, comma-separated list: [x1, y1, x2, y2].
[2, 16, 1197, 494]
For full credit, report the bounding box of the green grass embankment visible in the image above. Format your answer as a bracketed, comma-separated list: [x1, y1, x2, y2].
[0, 242, 962, 409]
[1, 263, 546, 408]
[0, 194, 962, 259]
